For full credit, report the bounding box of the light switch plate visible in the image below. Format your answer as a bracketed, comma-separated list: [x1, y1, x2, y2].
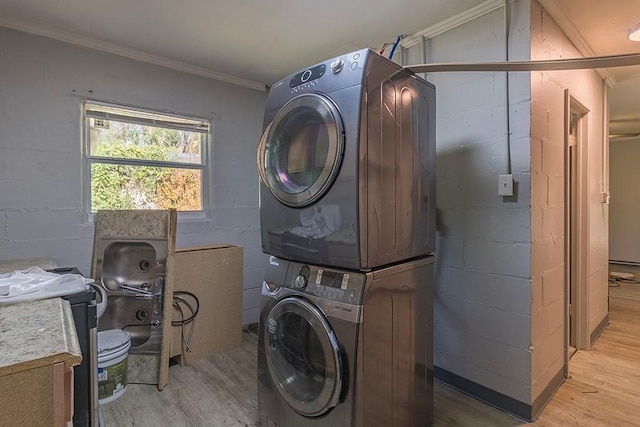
[498, 174, 513, 196]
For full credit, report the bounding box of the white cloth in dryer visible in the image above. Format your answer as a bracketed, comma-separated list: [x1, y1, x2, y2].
[290, 205, 342, 239]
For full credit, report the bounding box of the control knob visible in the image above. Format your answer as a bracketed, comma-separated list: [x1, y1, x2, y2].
[330, 58, 344, 74]
[294, 275, 307, 290]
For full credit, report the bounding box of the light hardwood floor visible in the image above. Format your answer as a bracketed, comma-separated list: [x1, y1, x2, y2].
[103, 283, 640, 426]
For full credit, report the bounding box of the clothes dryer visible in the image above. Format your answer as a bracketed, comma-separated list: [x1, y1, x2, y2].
[258, 49, 436, 271]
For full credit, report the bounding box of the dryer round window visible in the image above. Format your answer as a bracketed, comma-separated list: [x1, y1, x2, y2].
[257, 93, 345, 208]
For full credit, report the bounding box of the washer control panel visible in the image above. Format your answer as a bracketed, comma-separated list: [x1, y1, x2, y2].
[284, 261, 365, 305]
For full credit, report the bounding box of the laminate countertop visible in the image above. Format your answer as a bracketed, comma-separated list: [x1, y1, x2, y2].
[0, 298, 81, 377]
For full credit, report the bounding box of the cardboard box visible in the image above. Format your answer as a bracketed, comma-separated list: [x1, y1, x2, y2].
[170, 244, 243, 365]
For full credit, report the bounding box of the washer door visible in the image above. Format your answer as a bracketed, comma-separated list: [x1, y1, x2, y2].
[257, 93, 345, 208]
[264, 296, 343, 417]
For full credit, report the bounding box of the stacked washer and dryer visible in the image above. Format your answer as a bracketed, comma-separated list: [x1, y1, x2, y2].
[256, 48, 436, 427]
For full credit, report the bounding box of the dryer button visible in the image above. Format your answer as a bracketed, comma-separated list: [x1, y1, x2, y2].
[351, 61, 358, 70]
[330, 58, 344, 74]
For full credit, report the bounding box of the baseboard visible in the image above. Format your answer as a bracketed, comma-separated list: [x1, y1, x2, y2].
[434, 366, 531, 421]
[435, 364, 566, 422]
[531, 366, 565, 420]
[591, 314, 609, 346]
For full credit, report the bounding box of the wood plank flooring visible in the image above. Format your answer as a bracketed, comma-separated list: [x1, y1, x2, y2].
[103, 283, 640, 426]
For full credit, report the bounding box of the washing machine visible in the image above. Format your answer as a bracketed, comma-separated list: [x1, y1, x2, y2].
[257, 48, 436, 271]
[257, 255, 434, 427]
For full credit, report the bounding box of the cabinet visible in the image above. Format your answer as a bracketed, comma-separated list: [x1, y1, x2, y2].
[170, 244, 243, 365]
[0, 298, 82, 427]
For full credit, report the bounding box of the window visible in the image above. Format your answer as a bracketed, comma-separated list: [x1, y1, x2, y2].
[84, 101, 209, 215]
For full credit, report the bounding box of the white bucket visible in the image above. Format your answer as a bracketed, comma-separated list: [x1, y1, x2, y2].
[97, 329, 131, 405]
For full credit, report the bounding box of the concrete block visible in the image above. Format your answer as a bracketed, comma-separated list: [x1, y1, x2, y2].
[464, 364, 530, 404]
[463, 240, 530, 278]
[434, 266, 468, 300]
[531, 171, 548, 208]
[212, 207, 259, 230]
[530, 101, 549, 140]
[237, 229, 261, 250]
[242, 287, 262, 311]
[7, 210, 84, 242]
[542, 139, 564, 175]
[243, 247, 269, 271]
[466, 302, 531, 348]
[464, 207, 530, 243]
[435, 323, 468, 359]
[435, 236, 464, 269]
[532, 352, 564, 402]
[433, 294, 470, 333]
[242, 307, 260, 325]
[509, 135, 532, 174]
[543, 267, 565, 309]
[233, 183, 259, 208]
[433, 351, 466, 378]
[464, 175, 503, 208]
[531, 274, 543, 314]
[213, 184, 235, 208]
[465, 334, 531, 385]
[531, 206, 543, 243]
[542, 206, 564, 238]
[436, 208, 466, 238]
[435, 177, 465, 209]
[0, 179, 82, 210]
[547, 175, 564, 207]
[466, 272, 531, 316]
[243, 264, 266, 285]
[531, 324, 563, 384]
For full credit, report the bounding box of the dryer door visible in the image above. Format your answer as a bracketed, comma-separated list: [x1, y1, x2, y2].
[264, 296, 343, 417]
[258, 93, 344, 207]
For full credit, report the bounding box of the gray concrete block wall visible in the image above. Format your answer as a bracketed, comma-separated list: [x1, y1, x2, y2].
[405, 3, 534, 404]
[0, 27, 268, 324]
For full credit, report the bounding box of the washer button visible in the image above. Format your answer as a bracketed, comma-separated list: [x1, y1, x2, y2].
[351, 62, 358, 70]
[301, 69, 312, 82]
[353, 53, 360, 60]
[348, 289, 356, 301]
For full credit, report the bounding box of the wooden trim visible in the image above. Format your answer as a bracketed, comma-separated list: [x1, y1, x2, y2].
[531, 366, 565, 420]
[434, 366, 531, 421]
[537, 0, 614, 85]
[565, 91, 592, 351]
[591, 314, 609, 346]
[400, 0, 503, 49]
[0, 17, 266, 92]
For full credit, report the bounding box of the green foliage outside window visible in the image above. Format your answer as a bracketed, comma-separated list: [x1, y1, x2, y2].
[90, 121, 203, 212]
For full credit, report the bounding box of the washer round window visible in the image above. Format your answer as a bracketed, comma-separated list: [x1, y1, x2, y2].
[265, 297, 342, 416]
[258, 94, 344, 207]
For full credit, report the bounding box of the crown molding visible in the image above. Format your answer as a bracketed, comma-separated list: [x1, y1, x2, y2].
[400, 0, 504, 49]
[0, 15, 267, 92]
[537, 0, 615, 86]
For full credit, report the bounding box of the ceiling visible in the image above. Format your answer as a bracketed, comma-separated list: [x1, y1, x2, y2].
[0, 0, 639, 135]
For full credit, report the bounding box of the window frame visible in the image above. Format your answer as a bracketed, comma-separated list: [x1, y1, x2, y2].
[82, 99, 211, 220]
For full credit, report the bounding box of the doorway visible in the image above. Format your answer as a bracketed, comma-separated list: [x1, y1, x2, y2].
[564, 90, 590, 376]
